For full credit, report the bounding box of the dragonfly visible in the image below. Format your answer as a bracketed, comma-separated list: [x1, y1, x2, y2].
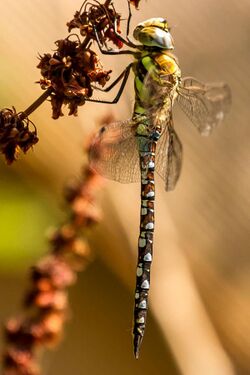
[86, 4, 231, 358]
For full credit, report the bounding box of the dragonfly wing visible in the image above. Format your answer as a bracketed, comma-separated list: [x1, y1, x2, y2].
[141, 69, 174, 123]
[155, 121, 183, 191]
[177, 77, 231, 135]
[89, 119, 141, 183]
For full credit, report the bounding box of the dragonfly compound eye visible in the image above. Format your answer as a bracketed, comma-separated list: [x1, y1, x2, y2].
[133, 21, 174, 49]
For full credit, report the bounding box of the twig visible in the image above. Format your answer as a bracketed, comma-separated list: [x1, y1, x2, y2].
[19, 89, 53, 120]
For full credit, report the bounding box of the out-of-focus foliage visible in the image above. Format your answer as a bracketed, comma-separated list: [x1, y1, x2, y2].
[0, 170, 59, 272]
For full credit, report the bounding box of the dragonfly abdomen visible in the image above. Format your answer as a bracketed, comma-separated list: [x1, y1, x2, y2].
[133, 136, 158, 358]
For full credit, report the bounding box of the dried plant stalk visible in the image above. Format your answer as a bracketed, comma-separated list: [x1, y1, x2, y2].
[2, 133, 105, 375]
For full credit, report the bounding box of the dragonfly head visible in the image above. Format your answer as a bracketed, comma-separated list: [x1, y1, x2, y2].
[133, 18, 174, 49]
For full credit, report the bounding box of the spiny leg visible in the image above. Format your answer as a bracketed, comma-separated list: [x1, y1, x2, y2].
[126, 0, 135, 46]
[113, 16, 140, 49]
[86, 63, 132, 104]
[92, 63, 133, 93]
[106, 1, 139, 49]
[93, 25, 135, 55]
[83, 0, 134, 48]
[113, 0, 137, 47]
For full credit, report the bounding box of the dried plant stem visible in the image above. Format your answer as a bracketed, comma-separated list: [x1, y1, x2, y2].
[2, 137, 104, 374]
[19, 88, 53, 120]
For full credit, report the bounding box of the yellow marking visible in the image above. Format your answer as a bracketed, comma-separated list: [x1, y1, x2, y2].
[155, 54, 178, 75]
[136, 123, 148, 136]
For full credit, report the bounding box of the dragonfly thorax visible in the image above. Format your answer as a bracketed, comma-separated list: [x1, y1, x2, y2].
[133, 18, 174, 49]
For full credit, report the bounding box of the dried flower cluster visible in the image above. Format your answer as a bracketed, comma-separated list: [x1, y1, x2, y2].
[0, 0, 142, 162]
[37, 0, 124, 119]
[67, 0, 123, 48]
[38, 39, 111, 119]
[0, 0, 124, 161]
[0, 108, 38, 164]
[3, 139, 104, 375]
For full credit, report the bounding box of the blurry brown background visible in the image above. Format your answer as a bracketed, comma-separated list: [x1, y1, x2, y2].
[0, 0, 249, 374]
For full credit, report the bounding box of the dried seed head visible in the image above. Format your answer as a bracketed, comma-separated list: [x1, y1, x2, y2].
[3, 347, 38, 375]
[38, 38, 111, 119]
[4, 316, 57, 349]
[72, 197, 103, 227]
[48, 225, 77, 247]
[0, 108, 38, 163]
[30, 256, 76, 290]
[4, 312, 66, 352]
[5, 319, 37, 349]
[25, 289, 68, 311]
[67, 2, 123, 48]
[39, 310, 65, 346]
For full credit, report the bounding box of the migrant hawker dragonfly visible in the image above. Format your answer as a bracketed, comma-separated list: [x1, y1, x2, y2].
[87, 7, 231, 358]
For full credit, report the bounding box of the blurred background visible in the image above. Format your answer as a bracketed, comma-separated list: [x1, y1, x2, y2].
[0, 0, 249, 374]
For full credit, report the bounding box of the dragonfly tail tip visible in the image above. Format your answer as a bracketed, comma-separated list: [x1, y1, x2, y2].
[133, 334, 143, 359]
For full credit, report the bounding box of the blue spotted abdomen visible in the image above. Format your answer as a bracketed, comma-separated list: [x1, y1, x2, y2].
[133, 127, 161, 358]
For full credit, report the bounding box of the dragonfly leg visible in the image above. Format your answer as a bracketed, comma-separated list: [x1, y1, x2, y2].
[125, 0, 137, 46]
[111, 14, 140, 49]
[93, 25, 135, 55]
[92, 63, 133, 93]
[86, 63, 132, 104]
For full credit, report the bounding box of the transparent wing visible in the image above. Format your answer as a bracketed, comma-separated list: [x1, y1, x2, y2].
[155, 120, 183, 191]
[140, 68, 175, 127]
[89, 119, 141, 183]
[137, 67, 182, 190]
[177, 77, 231, 135]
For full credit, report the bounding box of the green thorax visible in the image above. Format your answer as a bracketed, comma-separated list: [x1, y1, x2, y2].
[133, 50, 181, 116]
